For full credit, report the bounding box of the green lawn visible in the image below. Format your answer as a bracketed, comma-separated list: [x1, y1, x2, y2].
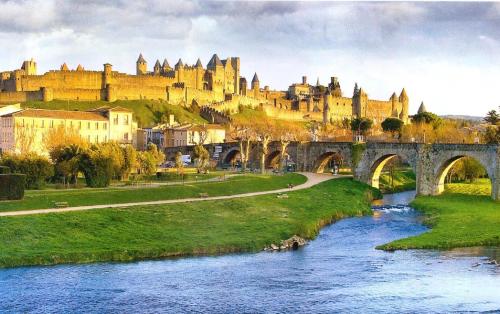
[0, 178, 377, 268]
[23, 99, 207, 127]
[378, 179, 499, 250]
[379, 169, 416, 193]
[0, 173, 306, 212]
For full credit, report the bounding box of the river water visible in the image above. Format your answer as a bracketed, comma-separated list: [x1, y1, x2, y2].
[1, 191, 499, 313]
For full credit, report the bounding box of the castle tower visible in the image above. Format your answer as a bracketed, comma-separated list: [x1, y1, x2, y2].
[21, 58, 37, 75]
[352, 85, 368, 118]
[251, 72, 260, 99]
[60, 63, 69, 71]
[153, 59, 161, 75]
[103, 63, 115, 102]
[175, 58, 184, 83]
[76, 64, 84, 71]
[390, 92, 398, 116]
[136, 53, 147, 75]
[195, 58, 203, 90]
[302, 76, 307, 85]
[239, 77, 247, 96]
[162, 58, 171, 74]
[323, 91, 330, 124]
[230, 57, 240, 95]
[417, 101, 427, 114]
[399, 88, 409, 122]
[329, 77, 342, 97]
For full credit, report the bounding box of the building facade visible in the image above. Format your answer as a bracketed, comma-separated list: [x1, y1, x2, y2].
[0, 106, 137, 155]
[164, 124, 226, 148]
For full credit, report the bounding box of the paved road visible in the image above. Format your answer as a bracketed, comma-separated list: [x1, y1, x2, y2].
[0, 173, 344, 217]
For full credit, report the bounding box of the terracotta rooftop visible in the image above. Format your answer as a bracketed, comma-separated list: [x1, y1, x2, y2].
[10, 109, 108, 121]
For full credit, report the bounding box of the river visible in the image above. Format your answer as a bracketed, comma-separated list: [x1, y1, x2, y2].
[0, 191, 499, 313]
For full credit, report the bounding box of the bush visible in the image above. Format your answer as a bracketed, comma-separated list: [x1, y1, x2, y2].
[0, 174, 26, 200]
[0, 154, 53, 189]
[79, 150, 113, 188]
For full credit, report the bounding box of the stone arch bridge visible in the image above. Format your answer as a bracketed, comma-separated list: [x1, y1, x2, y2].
[165, 142, 499, 200]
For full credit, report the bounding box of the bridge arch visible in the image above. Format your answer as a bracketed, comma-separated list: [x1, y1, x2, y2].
[266, 150, 281, 169]
[312, 151, 345, 173]
[220, 147, 241, 165]
[433, 154, 493, 196]
[368, 153, 416, 189]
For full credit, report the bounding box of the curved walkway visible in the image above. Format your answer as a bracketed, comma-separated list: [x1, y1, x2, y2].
[0, 173, 345, 217]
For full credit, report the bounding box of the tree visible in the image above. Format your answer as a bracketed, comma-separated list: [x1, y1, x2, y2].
[274, 121, 304, 171]
[50, 144, 85, 185]
[254, 118, 275, 174]
[483, 126, 500, 144]
[121, 145, 137, 180]
[411, 111, 441, 126]
[350, 118, 373, 136]
[175, 151, 184, 175]
[44, 124, 87, 153]
[79, 149, 114, 188]
[484, 110, 499, 126]
[15, 123, 37, 155]
[229, 121, 255, 171]
[452, 157, 486, 183]
[136, 143, 165, 177]
[193, 144, 209, 173]
[381, 118, 404, 137]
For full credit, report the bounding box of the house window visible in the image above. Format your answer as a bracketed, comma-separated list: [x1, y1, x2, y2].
[104, 123, 107, 130]
[124, 115, 129, 125]
[96, 122, 99, 130]
[124, 133, 129, 141]
[78, 121, 82, 129]
[41, 120, 44, 128]
[114, 115, 119, 125]
[50, 120, 54, 128]
[87, 122, 91, 129]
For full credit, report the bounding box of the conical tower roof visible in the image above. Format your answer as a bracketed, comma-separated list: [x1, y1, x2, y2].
[316, 77, 320, 86]
[162, 58, 170, 68]
[252, 72, 259, 83]
[417, 101, 427, 114]
[175, 58, 184, 67]
[390, 92, 397, 100]
[195, 58, 203, 67]
[154, 59, 161, 68]
[399, 88, 408, 100]
[60, 63, 69, 71]
[207, 54, 223, 67]
[137, 53, 146, 63]
[76, 64, 84, 71]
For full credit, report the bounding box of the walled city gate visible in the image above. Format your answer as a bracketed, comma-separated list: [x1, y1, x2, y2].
[165, 142, 500, 201]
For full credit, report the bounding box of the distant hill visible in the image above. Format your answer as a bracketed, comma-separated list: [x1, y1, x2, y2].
[440, 115, 483, 122]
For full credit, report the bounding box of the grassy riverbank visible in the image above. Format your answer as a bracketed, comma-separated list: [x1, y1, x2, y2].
[0, 178, 378, 268]
[379, 169, 416, 193]
[379, 179, 499, 250]
[0, 173, 305, 212]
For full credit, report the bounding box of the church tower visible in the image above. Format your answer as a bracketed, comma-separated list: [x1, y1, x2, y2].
[136, 53, 147, 75]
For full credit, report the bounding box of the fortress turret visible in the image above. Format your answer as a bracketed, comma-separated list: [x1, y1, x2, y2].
[60, 63, 69, 71]
[399, 88, 409, 122]
[21, 58, 37, 75]
[329, 77, 342, 97]
[162, 59, 171, 74]
[352, 85, 368, 118]
[175, 58, 184, 83]
[239, 77, 247, 96]
[154, 59, 161, 75]
[195, 58, 203, 68]
[207, 54, 223, 72]
[136, 53, 147, 75]
[390, 92, 398, 116]
[195, 58, 203, 89]
[323, 91, 330, 124]
[251, 72, 260, 99]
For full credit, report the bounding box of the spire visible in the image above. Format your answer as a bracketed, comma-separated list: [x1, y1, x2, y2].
[417, 101, 427, 114]
[137, 53, 146, 63]
[154, 59, 161, 67]
[399, 88, 408, 101]
[60, 63, 69, 71]
[252, 72, 259, 83]
[390, 92, 397, 100]
[195, 58, 203, 67]
[76, 64, 84, 71]
[162, 58, 170, 68]
[175, 58, 184, 67]
[207, 54, 223, 67]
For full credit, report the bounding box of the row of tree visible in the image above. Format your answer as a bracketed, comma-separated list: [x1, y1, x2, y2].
[0, 142, 165, 189]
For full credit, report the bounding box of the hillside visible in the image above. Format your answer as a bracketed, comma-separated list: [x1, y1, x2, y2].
[22, 100, 208, 127]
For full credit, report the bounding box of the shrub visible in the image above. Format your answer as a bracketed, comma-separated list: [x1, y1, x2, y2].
[0, 154, 53, 189]
[0, 174, 26, 200]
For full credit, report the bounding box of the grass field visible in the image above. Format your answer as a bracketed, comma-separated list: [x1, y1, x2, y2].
[0, 173, 306, 212]
[22, 99, 207, 127]
[378, 179, 499, 250]
[0, 178, 376, 268]
[379, 169, 416, 193]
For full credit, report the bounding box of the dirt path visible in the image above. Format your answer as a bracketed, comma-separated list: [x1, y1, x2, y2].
[0, 173, 346, 217]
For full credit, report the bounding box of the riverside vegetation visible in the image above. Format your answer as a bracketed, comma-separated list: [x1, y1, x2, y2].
[379, 179, 500, 250]
[0, 178, 379, 268]
[0, 173, 305, 212]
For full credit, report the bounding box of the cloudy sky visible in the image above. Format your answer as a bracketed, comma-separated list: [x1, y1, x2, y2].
[1, 0, 499, 116]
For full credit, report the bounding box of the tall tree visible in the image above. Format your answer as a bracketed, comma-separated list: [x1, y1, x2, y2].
[255, 118, 275, 174]
[484, 110, 499, 126]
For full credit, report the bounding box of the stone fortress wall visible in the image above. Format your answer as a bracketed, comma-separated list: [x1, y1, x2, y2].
[0, 56, 410, 125]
